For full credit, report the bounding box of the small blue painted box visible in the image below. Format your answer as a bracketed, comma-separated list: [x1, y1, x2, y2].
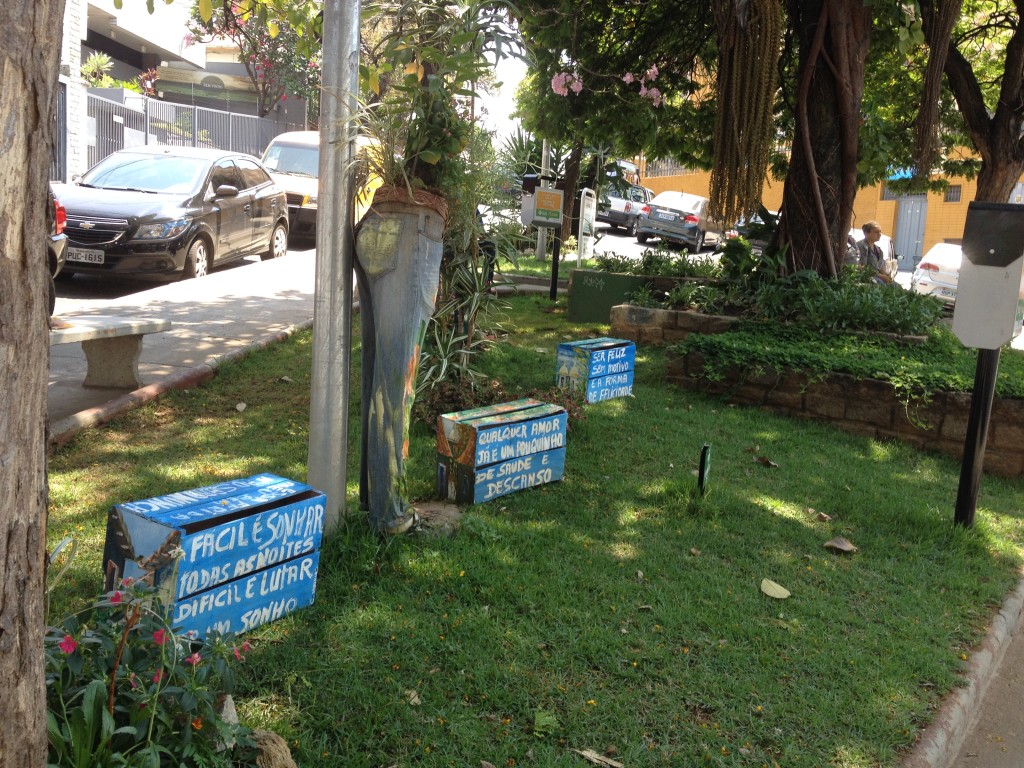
[102, 473, 325, 640]
[556, 337, 636, 403]
[436, 398, 567, 504]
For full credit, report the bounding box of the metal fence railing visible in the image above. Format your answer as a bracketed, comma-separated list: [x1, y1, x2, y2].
[86, 92, 303, 169]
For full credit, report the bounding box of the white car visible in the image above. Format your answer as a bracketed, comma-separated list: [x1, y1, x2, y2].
[911, 243, 961, 305]
[848, 227, 898, 277]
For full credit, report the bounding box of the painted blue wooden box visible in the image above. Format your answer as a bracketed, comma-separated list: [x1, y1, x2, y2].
[102, 473, 325, 640]
[436, 398, 567, 504]
[555, 337, 636, 403]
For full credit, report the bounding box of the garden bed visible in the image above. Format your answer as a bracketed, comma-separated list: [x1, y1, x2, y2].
[667, 348, 1024, 477]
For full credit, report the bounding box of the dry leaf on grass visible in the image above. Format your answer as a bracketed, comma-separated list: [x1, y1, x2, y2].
[571, 748, 624, 767]
[816, 511, 833, 522]
[235, 402, 247, 412]
[690, 547, 701, 556]
[760, 579, 791, 599]
[745, 445, 761, 454]
[481, 762, 497, 768]
[405, 689, 421, 706]
[823, 536, 858, 553]
[755, 456, 779, 468]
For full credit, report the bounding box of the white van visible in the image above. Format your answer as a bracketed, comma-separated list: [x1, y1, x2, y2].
[261, 131, 320, 238]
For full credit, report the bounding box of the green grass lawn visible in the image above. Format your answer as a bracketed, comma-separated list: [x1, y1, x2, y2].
[47, 295, 1024, 767]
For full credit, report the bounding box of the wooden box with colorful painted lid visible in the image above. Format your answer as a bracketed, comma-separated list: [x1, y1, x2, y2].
[555, 337, 636, 403]
[436, 398, 567, 504]
[102, 473, 325, 640]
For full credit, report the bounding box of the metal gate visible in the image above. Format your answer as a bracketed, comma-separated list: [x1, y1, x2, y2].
[893, 194, 927, 268]
[51, 82, 67, 181]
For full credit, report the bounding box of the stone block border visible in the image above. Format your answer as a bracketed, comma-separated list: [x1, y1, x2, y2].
[667, 349, 1024, 477]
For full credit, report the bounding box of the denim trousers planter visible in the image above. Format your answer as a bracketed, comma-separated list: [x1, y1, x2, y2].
[354, 193, 445, 534]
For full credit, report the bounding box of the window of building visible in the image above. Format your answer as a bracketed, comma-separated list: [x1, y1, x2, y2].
[944, 185, 962, 203]
[881, 183, 898, 201]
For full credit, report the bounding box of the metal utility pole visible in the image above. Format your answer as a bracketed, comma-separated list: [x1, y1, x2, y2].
[308, 0, 361, 536]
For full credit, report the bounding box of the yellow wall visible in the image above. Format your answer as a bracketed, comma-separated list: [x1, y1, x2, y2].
[641, 167, 1022, 255]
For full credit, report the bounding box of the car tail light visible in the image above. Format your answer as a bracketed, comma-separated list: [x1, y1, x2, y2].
[917, 262, 939, 272]
[640, 204, 651, 216]
[54, 198, 67, 235]
[683, 214, 700, 224]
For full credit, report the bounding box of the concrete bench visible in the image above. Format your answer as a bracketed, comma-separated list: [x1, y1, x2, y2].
[49, 315, 171, 389]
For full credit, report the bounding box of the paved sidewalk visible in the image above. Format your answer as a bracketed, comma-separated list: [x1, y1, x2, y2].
[46, 256, 1024, 768]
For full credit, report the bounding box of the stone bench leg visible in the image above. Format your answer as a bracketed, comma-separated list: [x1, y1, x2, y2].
[81, 335, 144, 388]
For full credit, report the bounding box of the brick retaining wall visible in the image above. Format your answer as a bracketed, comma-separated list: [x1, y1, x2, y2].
[667, 349, 1024, 477]
[611, 304, 741, 344]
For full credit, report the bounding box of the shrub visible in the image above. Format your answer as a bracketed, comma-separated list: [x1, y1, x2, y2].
[46, 581, 254, 768]
[594, 246, 721, 279]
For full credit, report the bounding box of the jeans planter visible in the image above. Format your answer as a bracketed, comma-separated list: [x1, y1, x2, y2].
[354, 186, 448, 535]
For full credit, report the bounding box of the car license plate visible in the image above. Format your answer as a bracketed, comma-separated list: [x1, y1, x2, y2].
[939, 288, 956, 298]
[67, 247, 105, 264]
[655, 211, 676, 221]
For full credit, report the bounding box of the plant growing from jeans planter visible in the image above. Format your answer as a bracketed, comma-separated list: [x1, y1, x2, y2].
[353, 0, 517, 534]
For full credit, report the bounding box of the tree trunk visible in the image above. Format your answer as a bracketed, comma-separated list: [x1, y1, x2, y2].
[560, 138, 585, 245]
[778, 0, 870, 276]
[0, 0, 66, 762]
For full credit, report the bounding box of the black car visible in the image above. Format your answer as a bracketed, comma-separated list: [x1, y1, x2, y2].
[53, 146, 289, 280]
[47, 184, 68, 316]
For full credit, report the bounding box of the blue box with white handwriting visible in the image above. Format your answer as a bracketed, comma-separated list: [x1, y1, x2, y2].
[436, 399, 567, 504]
[555, 337, 636, 402]
[102, 473, 324, 640]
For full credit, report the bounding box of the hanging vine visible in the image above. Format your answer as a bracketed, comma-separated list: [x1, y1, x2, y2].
[709, 0, 784, 228]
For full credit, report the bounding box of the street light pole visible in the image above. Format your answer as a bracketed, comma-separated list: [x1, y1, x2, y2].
[308, 0, 360, 536]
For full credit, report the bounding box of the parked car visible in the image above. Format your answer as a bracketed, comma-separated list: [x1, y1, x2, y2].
[723, 208, 779, 253]
[848, 226, 898, 278]
[53, 146, 288, 280]
[260, 130, 320, 239]
[636, 191, 721, 252]
[597, 183, 654, 236]
[47, 184, 68, 316]
[911, 242, 961, 305]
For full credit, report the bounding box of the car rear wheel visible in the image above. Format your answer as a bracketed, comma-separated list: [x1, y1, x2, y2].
[637, 232, 648, 244]
[47, 273, 56, 317]
[182, 237, 210, 280]
[692, 230, 706, 253]
[626, 218, 638, 237]
[261, 221, 289, 261]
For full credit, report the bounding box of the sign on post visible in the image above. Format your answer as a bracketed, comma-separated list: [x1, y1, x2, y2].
[577, 187, 597, 266]
[952, 202, 1024, 349]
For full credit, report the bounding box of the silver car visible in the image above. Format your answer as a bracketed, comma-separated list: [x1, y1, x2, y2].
[636, 191, 720, 252]
[911, 243, 961, 305]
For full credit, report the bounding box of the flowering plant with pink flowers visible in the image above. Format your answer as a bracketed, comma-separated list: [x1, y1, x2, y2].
[45, 580, 254, 767]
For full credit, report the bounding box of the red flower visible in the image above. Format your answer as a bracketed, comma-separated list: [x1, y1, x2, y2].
[153, 669, 164, 684]
[110, 590, 123, 604]
[185, 652, 202, 666]
[58, 635, 78, 654]
[152, 629, 169, 646]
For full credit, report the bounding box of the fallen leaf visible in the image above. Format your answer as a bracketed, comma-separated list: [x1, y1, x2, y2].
[745, 445, 761, 454]
[755, 456, 779, 468]
[482, 763, 497, 768]
[235, 402, 247, 412]
[604, 745, 619, 756]
[635, 570, 644, 582]
[405, 689, 421, 706]
[823, 536, 858, 553]
[761, 579, 791, 599]
[279, 375, 294, 383]
[817, 511, 833, 522]
[690, 547, 701, 556]
[638, 604, 653, 611]
[571, 748, 625, 767]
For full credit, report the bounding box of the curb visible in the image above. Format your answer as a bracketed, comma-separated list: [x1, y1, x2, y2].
[47, 319, 314, 451]
[900, 575, 1024, 768]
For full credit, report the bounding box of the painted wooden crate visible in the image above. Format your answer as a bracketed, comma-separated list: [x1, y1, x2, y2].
[555, 337, 636, 403]
[436, 398, 567, 504]
[102, 473, 325, 640]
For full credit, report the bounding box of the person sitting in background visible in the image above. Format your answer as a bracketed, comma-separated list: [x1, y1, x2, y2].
[856, 221, 892, 284]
